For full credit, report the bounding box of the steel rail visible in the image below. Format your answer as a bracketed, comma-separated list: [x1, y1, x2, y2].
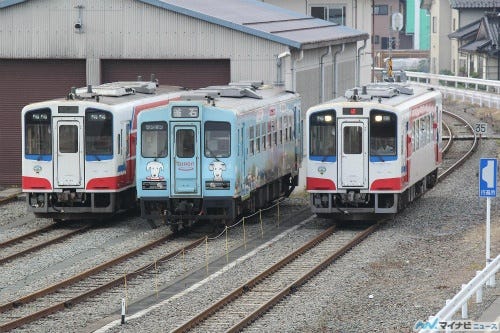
[0, 225, 90, 265]
[0, 225, 55, 248]
[173, 222, 382, 332]
[0, 191, 22, 205]
[439, 110, 478, 181]
[0, 235, 205, 332]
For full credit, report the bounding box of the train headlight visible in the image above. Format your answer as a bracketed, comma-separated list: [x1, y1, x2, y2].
[205, 181, 230, 190]
[142, 181, 167, 190]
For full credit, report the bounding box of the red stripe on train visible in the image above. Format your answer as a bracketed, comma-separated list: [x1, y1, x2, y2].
[306, 177, 336, 190]
[86, 175, 132, 190]
[22, 176, 52, 190]
[370, 177, 403, 191]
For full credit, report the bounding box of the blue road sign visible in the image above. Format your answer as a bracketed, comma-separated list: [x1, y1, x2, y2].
[479, 158, 497, 197]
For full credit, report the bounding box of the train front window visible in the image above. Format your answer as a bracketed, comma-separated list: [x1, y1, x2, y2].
[141, 122, 167, 158]
[370, 110, 396, 156]
[309, 110, 336, 156]
[177, 129, 195, 158]
[59, 125, 78, 153]
[25, 108, 52, 156]
[343, 126, 362, 154]
[85, 109, 113, 155]
[205, 121, 230, 158]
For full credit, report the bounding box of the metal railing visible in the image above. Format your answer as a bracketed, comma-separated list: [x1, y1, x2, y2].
[418, 255, 499, 333]
[405, 71, 500, 108]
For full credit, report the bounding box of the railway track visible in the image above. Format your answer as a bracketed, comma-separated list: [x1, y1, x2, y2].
[0, 109, 480, 332]
[172, 222, 381, 333]
[0, 224, 90, 265]
[0, 232, 204, 332]
[440, 110, 478, 180]
[0, 192, 22, 206]
[167, 112, 478, 333]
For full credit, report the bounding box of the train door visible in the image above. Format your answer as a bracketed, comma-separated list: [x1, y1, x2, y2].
[338, 119, 368, 188]
[53, 117, 84, 188]
[170, 123, 201, 196]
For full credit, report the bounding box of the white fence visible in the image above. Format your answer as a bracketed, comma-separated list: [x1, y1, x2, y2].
[405, 71, 500, 108]
[418, 255, 499, 333]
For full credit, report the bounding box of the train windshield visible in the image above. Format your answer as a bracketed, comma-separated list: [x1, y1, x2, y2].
[85, 109, 113, 156]
[141, 121, 168, 158]
[370, 110, 397, 156]
[176, 128, 195, 158]
[309, 110, 336, 156]
[25, 108, 52, 157]
[205, 121, 230, 158]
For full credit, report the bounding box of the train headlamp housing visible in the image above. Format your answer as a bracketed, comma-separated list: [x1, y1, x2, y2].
[142, 181, 167, 190]
[205, 181, 230, 190]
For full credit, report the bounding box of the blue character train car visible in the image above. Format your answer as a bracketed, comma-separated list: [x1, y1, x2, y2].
[136, 82, 301, 230]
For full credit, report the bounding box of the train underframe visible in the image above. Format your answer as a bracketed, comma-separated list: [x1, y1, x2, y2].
[26, 187, 137, 221]
[140, 173, 298, 232]
[310, 169, 438, 220]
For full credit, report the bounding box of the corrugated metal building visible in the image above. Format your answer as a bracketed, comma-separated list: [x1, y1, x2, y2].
[0, 0, 368, 186]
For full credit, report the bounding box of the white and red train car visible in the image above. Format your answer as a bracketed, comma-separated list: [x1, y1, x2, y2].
[21, 81, 183, 221]
[305, 81, 442, 219]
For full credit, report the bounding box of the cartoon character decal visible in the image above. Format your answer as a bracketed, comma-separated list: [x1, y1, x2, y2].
[146, 161, 164, 180]
[209, 160, 226, 181]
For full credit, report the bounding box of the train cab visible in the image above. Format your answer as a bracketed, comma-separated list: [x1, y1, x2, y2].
[21, 81, 184, 221]
[136, 83, 302, 230]
[306, 83, 442, 219]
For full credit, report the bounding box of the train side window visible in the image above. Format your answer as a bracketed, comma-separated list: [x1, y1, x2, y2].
[85, 109, 113, 155]
[278, 117, 283, 145]
[286, 116, 290, 141]
[370, 110, 396, 156]
[414, 119, 420, 150]
[255, 124, 261, 153]
[267, 122, 272, 149]
[309, 110, 336, 156]
[272, 119, 277, 146]
[25, 108, 52, 156]
[205, 121, 231, 158]
[141, 121, 167, 158]
[248, 126, 254, 156]
[262, 123, 267, 151]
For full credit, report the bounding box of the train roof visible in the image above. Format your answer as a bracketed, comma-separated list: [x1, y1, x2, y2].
[309, 82, 441, 112]
[22, 81, 298, 113]
[22, 81, 186, 110]
[176, 83, 300, 113]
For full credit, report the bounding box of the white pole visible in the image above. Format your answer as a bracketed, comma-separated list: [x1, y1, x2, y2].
[121, 298, 126, 325]
[486, 197, 491, 265]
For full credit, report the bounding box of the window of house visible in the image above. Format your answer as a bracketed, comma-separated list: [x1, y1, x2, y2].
[374, 5, 388, 15]
[311, 5, 346, 25]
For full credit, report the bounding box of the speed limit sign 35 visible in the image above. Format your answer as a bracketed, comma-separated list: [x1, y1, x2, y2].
[475, 122, 487, 134]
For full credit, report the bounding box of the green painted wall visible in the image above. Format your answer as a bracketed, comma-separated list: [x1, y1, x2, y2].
[405, 0, 430, 50]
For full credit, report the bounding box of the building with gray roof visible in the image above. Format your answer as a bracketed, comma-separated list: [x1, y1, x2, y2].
[0, 0, 368, 186]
